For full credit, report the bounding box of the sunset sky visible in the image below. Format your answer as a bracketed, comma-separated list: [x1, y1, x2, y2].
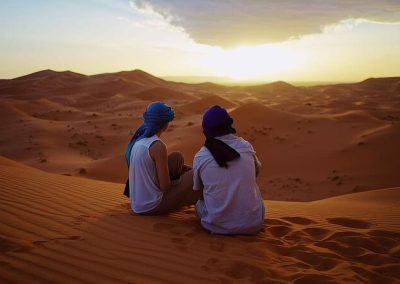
[1, 0, 400, 82]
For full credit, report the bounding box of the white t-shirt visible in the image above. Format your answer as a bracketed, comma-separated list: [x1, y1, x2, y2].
[129, 135, 163, 213]
[193, 134, 265, 234]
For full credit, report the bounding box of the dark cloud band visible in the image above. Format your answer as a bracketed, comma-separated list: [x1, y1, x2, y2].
[132, 0, 400, 47]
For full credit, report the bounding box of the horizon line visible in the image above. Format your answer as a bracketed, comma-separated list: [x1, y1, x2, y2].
[2, 68, 399, 87]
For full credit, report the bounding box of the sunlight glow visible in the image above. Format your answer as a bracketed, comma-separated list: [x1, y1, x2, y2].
[0, 1, 399, 81]
[203, 44, 303, 81]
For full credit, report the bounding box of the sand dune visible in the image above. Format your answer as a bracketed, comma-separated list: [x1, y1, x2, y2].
[224, 101, 400, 201]
[0, 157, 399, 283]
[1, 70, 400, 283]
[92, 70, 172, 87]
[0, 101, 31, 122]
[1, 70, 399, 201]
[83, 155, 127, 183]
[178, 94, 237, 114]
[130, 87, 195, 102]
[0, 70, 87, 98]
[14, 69, 87, 82]
[355, 77, 400, 94]
[243, 81, 307, 97]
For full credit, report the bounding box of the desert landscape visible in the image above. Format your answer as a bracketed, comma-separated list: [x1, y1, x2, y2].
[0, 69, 399, 283]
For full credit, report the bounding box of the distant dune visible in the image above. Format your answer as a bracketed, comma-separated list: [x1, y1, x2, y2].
[179, 94, 237, 114]
[0, 69, 399, 201]
[130, 87, 195, 101]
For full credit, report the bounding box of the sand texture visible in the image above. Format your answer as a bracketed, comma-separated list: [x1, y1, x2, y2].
[1, 70, 400, 283]
[0, 157, 399, 283]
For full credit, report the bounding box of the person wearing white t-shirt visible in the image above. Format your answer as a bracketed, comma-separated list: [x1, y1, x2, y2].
[193, 105, 264, 234]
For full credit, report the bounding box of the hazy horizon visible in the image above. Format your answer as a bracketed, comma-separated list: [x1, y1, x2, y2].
[1, 67, 374, 87]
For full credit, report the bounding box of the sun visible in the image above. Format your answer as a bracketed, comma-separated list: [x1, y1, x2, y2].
[204, 44, 302, 81]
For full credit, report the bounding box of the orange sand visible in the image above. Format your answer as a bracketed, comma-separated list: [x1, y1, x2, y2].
[1, 70, 400, 283]
[0, 157, 399, 283]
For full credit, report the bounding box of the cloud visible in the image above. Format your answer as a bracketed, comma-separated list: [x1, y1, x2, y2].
[131, 0, 400, 47]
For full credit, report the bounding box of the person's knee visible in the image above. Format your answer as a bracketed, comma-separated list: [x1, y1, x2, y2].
[168, 151, 184, 179]
[168, 151, 183, 161]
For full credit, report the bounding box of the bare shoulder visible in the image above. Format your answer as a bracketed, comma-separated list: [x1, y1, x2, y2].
[149, 140, 167, 158]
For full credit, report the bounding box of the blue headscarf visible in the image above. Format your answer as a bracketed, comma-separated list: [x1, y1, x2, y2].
[125, 101, 174, 166]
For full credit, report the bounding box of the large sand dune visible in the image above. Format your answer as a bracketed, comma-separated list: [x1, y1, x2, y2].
[0, 157, 399, 283]
[0, 70, 399, 200]
[1, 70, 399, 283]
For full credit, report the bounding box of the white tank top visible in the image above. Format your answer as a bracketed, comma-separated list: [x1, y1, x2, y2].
[129, 135, 163, 213]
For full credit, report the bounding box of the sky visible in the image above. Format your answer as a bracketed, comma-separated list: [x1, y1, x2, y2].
[0, 0, 400, 82]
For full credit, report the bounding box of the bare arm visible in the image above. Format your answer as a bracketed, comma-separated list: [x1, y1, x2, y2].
[149, 141, 171, 192]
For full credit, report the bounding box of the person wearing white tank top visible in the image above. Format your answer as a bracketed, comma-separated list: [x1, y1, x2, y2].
[129, 135, 164, 212]
[124, 101, 200, 215]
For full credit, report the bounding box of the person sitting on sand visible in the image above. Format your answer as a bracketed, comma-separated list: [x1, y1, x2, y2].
[124, 101, 199, 215]
[193, 105, 264, 234]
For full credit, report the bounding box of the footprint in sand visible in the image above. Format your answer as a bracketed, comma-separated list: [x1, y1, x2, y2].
[288, 249, 340, 272]
[282, 217, 316, 226]
[267, 225, 292, 238]
[284, 230, 310, 243]
[302, 227, 331, 240]
[327, 217, 371, 229]
[367, 229, 400, 239]
[316, 229, 397, 259]
[315, 240, 366, 258]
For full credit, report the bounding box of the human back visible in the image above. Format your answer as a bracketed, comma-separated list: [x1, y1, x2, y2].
[193, 105, 264, 234]
[125, 101, 199, 215]
[194, 134, 264, 234]
[129, 135, 162, 213]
